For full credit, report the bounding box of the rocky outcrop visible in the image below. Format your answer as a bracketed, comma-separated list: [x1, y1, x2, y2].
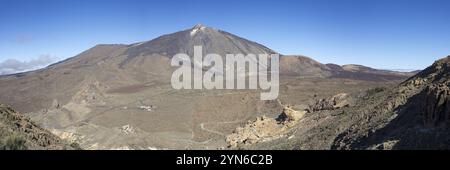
[422, 81, 450, 127]
[0, 103, 77, 150]
[397, 56, 450, 128]
[309, 93, 352, 112]
[120, 124, 136, 135]
[226, 105, 305, 148]
[278, 105, 307, 122]
[331, 56, 450, 150]
[226, 116, 281, 148]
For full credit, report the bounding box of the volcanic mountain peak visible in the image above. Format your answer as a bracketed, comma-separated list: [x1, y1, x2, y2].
[0, 24, 416, 83]
[190, 24, 207, 36]
[193, 23, 206, 29]
[124, 24, 276, 60]
[0, 24, 428, 150]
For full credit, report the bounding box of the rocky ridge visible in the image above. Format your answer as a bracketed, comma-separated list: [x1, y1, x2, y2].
[226, 101, 313, 148]
[0, 103, 77, 150]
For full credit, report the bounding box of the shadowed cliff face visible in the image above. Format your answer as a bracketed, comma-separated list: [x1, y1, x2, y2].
[393, 56, 450, 129]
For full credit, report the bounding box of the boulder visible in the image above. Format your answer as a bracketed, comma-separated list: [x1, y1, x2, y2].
[309, 93, 352, 112]
[278, 105, 306, 122]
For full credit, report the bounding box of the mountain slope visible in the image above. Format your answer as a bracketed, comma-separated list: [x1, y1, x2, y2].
[0, 103, 76, 149]
[240, 56, 448, 150]
[326, 63, 416, 81]
[280, 55, 332, 77]
[332, 56, 450, 149]
[124, 24, 275, 61]
[0, 24, 385, 113]
[0, 24, 418, 149]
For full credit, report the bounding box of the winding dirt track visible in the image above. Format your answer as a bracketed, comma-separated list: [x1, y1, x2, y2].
[199, 117, 251, 136]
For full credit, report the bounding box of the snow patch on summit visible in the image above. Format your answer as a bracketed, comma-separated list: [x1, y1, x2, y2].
[190, 25, 206, 36]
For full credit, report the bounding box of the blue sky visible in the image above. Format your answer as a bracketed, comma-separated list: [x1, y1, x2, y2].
[1, 0, 449, 72]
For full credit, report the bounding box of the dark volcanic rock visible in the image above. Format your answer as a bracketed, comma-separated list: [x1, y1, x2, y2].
[422, 81, 450, 128]
[309, 93, 353, 112]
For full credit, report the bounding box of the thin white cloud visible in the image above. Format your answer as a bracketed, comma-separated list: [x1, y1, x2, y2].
[0, 55, 56, 75]
[13, 35, 33, 44]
